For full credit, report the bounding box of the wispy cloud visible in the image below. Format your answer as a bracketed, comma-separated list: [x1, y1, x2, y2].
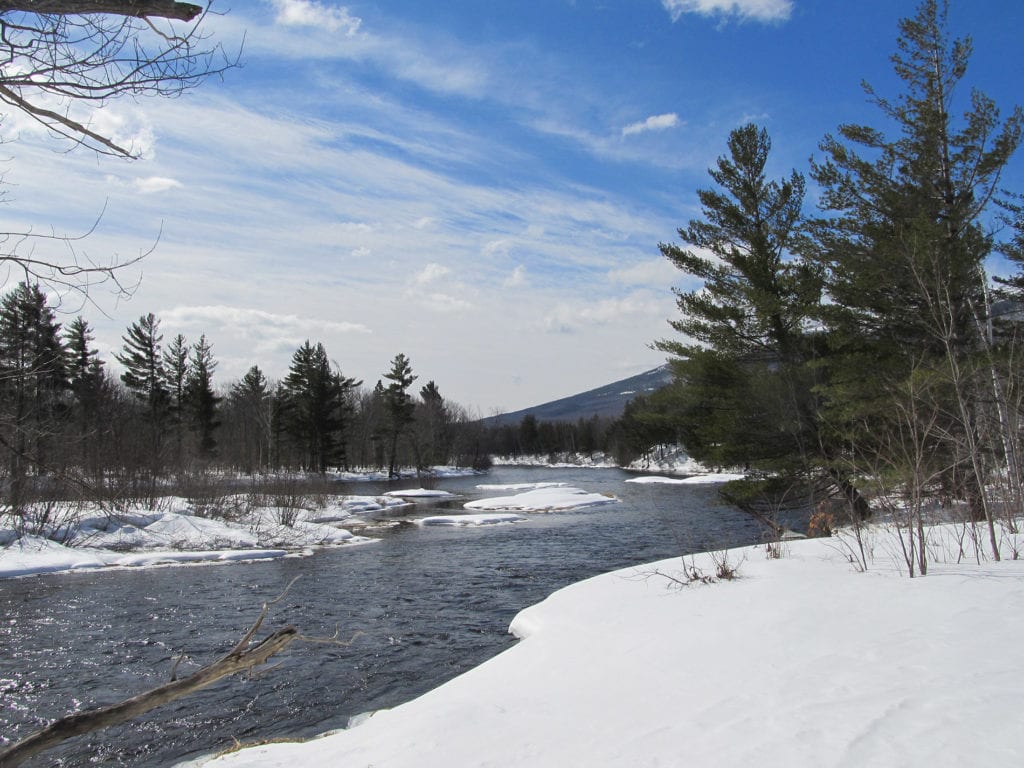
[160, 305, 370, 338]
[660, 0, 793, 23]
[622, 113, 681, 138]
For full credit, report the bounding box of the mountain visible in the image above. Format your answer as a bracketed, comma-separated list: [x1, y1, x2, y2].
[484, 366, 672, 426]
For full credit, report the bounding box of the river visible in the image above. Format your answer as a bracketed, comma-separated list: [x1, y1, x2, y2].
[0, 467, 767, 767]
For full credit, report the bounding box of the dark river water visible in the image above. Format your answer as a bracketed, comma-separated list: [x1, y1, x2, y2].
[0, 467, 768, 767]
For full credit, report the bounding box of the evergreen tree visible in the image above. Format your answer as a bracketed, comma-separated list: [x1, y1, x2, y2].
[65, 317, 104, 397]
[64, 316, 106, 472]
[280, 341, 359, 472]
[382, 353, 417, 477]
[0, 283, 68, 507]
[186, 335, 220, 459]
[117, 313, 168, 413]
[163, 332, 189, 469]
[417, 380, 448, 467]
[806, 0, 1023, 541]
[230, 365, 272, 473]
[163, 333, 189, 416]
[656, 124, 823, 477]
[116, 313, 170, 478]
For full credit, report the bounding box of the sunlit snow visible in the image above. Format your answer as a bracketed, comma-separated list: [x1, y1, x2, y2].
[625, 473, 745, 484]
[464, 486, 617, 512]
[198, 525, 1024, 768]
[383, 489, 457, 498]
[413, 513, 527, 526]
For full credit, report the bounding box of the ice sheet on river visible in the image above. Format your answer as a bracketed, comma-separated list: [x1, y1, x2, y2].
[464, 486, 617, 512]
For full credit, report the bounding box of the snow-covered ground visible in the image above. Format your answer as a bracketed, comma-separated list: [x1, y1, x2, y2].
[626, 472, 746, 485]
[194, 524, 1024, 768]
[464, 485, 618, 513]
[383, 488, 457, 498]
[0, 494, 408, 579]
[414, 513, 527, 526]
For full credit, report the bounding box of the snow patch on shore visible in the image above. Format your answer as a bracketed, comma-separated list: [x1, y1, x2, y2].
[464, 486, 617, 513]
[198, 525, 1024, 768]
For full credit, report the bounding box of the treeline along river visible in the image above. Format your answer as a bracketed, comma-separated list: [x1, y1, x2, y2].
[0, 467, 771, 767]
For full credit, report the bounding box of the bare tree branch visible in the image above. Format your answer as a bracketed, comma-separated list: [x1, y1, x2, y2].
[0, 2, 202, 22]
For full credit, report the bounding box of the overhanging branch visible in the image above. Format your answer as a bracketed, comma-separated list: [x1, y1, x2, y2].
[0, 1, 203, 22]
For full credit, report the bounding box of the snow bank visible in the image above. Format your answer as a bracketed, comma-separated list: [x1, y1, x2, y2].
[626, 472, 746, 485]
[198, 527, 1024, 768]
[464, 486, 618, 513]
[413, 513, 527, 527]
[475, 482, 566, 491]
[383, 489, 457, 498]
[0, 494, 389, 579]
[0, 536, 289, 579]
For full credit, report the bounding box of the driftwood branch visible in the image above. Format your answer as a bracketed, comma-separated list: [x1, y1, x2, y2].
[0, 1, 203, 21]
[0, 580, 301, 768]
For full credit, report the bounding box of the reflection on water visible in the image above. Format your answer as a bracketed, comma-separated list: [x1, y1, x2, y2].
[0, 467, 768, 767]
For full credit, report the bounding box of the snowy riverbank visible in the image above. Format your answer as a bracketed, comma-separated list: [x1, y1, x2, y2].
[193, 523, 1024, 768]
[0, 477, 627, 579]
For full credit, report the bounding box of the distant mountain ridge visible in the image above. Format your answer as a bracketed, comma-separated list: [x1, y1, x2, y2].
[485, 366, 672, 426]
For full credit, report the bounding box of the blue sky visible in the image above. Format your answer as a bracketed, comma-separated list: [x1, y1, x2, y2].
[5, 0, 1023, 414]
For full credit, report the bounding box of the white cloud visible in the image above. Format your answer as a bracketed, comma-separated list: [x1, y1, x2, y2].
[542, 294, 665, 335]
[607, 258, 678, 287]
[421, 292, 475, 314]
[412, 216, 436, 230]
[660, 0, 793, 23]
[271, 0, 362, 34]
[415, 263, 451, 284]
[134, 176, 183, 194]
[504, 265, 527, 288]
[622, 113, 680, 137]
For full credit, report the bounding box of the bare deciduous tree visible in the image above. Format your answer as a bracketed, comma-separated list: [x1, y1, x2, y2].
[0, 1, 238, 300]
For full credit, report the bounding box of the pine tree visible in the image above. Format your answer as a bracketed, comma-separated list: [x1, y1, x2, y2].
[417, 380, 448, 468]
[116, 313, 170, 478]
[117, 314, 168, 413]
[806, 0, 1023, 549]
[65, 316, 106, 472]
[656, 124, 823, 478]
[163, 333, 189, 415]
[0, 283, 68, 507]
[163, 332, 189, 469]
[383, 353, 417, 477]
[230, 365, 272, 473]
[186, 335, 220, 459]
[280, 341, 359, 472]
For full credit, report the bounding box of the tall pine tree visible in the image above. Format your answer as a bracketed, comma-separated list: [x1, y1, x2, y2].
[656, 124, 823, 481]
[0, 283, 68, 508]
[806, 0, 1023, 550]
